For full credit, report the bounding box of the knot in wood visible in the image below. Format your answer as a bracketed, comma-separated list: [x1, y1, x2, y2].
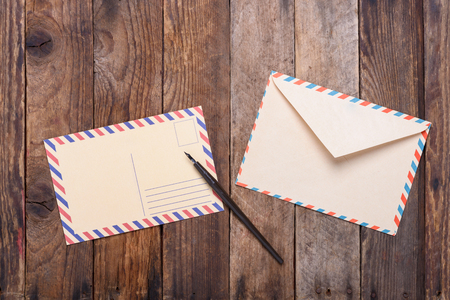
[26, 168, 57, 218]
[25, 14, 62, 61]
[26, 30, 53, 58]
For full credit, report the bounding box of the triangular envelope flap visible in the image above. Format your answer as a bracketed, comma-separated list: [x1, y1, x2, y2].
[272, 75, 429, 158]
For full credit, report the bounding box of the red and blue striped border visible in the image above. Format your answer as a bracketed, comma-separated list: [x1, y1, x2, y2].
[44, 106, 224, 245]
[271, 71, 429, 123]
[235, 71, 431, 235]
[392, 128, 430, 234]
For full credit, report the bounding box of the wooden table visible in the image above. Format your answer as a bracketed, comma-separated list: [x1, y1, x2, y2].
[1, 0, 449, 299]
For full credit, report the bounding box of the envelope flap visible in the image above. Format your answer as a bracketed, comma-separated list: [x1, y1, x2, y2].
[272, 74, 430, 157]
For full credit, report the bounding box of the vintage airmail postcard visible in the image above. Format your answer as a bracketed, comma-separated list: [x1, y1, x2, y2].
[44, 106, 223, 244]
[236, 72, 431, 235]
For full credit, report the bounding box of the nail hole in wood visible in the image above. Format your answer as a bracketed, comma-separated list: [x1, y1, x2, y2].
[433, 178, 439, 190]
[326, 288, 331, 296]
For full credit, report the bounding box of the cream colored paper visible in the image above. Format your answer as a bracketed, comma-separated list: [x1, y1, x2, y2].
[44, 107, 223, 244]
[236, 73, 430, 235]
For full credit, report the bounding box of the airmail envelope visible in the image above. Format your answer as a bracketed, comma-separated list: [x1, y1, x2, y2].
[236, 72, 431, 235]
[44, 106, 223, 245]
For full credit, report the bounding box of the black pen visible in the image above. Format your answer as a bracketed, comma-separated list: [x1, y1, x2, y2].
[184, 152, 283, 264]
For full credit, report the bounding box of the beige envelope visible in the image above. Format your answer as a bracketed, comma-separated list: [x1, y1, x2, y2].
[236, 72, 430, 235]
[44, 106, 223, 245]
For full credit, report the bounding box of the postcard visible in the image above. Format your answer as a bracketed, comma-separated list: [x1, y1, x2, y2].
[44, 106, 223, 244]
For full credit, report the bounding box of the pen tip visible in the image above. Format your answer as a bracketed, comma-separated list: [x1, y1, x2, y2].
[184, 152, 195, 163]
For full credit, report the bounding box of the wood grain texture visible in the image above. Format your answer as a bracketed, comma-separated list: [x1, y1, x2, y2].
[295, 0, 360, 298]
[424, 0, 450, 298]
[162, 1, 230, 298]
[1, 0, 448, 297]
[230, 0, 295, 298]
[295, 0, 359, 96]
[92, 0, 163, 299]
[25, 0, 94, 299]
[360, 0, 425, 299]
[0, 0, 25, 298]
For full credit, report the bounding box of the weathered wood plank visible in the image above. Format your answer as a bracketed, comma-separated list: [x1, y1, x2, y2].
[360, 0, 425, 298]
[162, 0, 230, 298]
[25, 0, 94, 299]
[294, 0, 360, 298]
[0, 0, 25, 298]
[424, 0, 450, 298]
[230, 0, 295, 298]
[92, 0, 163, 298]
